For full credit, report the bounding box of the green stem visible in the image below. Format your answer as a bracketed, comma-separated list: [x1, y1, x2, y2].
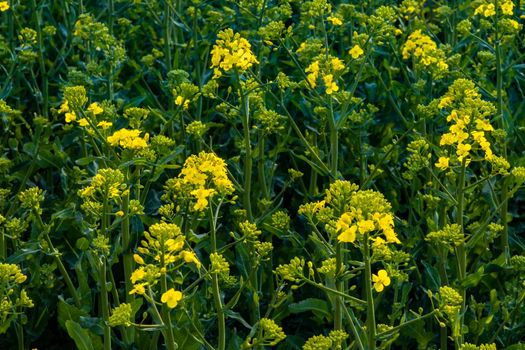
[363, 233, 376, 350]
[31, 0, 48, 118]
[100, 198, 111, 350]
[334, 242, 343, 331]
[240, 78, 253, 221]
[100, 258, 111, 350]
[494, 5, 509, 265]
[0, 228, 5, 260]
[328, 98, 338, 178]
[210, 204, 226, 350]
[302, 278, 366, 305]
[160, 275, 176, 350]
[455, 160, 467, 346]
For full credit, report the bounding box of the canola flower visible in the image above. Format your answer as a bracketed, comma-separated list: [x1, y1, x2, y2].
[402, 30, 448, 75]
[475, 0, 514, 17]
[305, 56, 345, 94]
[436, 79, 504, 168]
[107, 128, 149, 150]
[372, 269, 391, 292]
[349, 44, 364, 59]
[210, 29, 258, 78]
[161, 288, 183, 308]
[162, 152, 234, 213]
[0, 1, 9, 12]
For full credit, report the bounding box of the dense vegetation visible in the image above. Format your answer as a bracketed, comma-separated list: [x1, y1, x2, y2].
[1, 0, 525, 349]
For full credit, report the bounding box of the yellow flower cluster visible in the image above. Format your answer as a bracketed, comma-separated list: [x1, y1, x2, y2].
[305, 56, 345, 95]
[402, 30, 448, 75]
[436, 79, 498, 168]
[164, 152, 234, 212]
[475, 0, 513, 17]
[107, 128, 149, 150]
[337, 208, 399, 244]
[79, 168, 125, 200]
[210, 29, 259, 78]
[130, 222, 200, 296]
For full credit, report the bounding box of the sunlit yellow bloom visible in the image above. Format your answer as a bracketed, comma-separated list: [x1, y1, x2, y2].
[77, 118, 89, 127]
[456, 143, 471, 161]
[435, 157, 449, 170]
[327, 16, 343, 26]
[323, 74, 339, 95]
[501, 1, 514, 15]
[190, 188, 215, 211]
[0, 1, 9, 11]
[88, 102, 103, 115]
[305, 60, 320, 88]
[175, 95, 189, 110]
[65, 112, 77, 123]
[130, 267, 145, 283]
[180, 251, 201, 268]
[357, 219, 375, 233]
[372, 269, 391, 292]
[129, 283, 146, 295]
[161, 288, 183, 308]
[107, 129, 148, 150]
[349, 44, 364, 59]
[97, 121, 112, 129]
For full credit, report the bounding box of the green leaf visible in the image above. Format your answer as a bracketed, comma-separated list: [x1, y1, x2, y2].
[289, 298, 330, 317]
[65, 320, 95, 350]
[58, 298, 88, 330]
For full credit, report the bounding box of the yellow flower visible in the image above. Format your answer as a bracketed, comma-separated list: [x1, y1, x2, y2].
[305, 60, 320, 88]
[175, 95, 189, 110]
[372, 269, 391, 292]
[435, 157, 449, 170]
[349, 44, 364, 59]
[327, 16, 343, 26]
[65, 111, 77, 123]
[0, 1, 9, 12]
[161, 288, 183, 308]
[88, 102, 103, 115]
[501, 1, 514, 16]
[456, 143, 472, 161]
[77, 118, 89, 127]
[337, 225, 357, 243]
[357, 219, 375, 234]
[115, 210, 124, 217]
[58, 101, 70, 114]
[107, 129, 148, 150]
[190, 188, 215, 211]
[129, 283, 146, 295]
[97, 121, 113, 129]
[210, 29, 258, 78]
[323, 74, 339, 95]
[130, 267, 145, 283]
[180, 251, 201, 268]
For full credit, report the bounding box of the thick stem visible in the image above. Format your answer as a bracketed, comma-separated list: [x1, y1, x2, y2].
[328, 98, 338, 178]
[363, 233, 376, 350]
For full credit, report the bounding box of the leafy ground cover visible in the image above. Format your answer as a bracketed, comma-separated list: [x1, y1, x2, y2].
[1, 0, 525, 349]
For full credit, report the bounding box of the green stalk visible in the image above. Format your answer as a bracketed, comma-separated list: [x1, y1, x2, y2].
[363, 232, 376, 350]
[494, 2, 509, 265]
[100, 257, 111, 350]
[209, 204, 226, 350]
[455, 160, 467, 346]
[239, 79, 253, 221]
[164, 0, 172, 72]
[121, 191, 134, 350]
[100, 198, 111, 350]
[334, 242, 343, 331]
[30, 0, 48, 118]
[15, 320, 24, 350]
[0, 228, 5, 260]
[257, 132, 269, 199]
[160, 272, 176, 350]
[328, 98, 338, 178]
